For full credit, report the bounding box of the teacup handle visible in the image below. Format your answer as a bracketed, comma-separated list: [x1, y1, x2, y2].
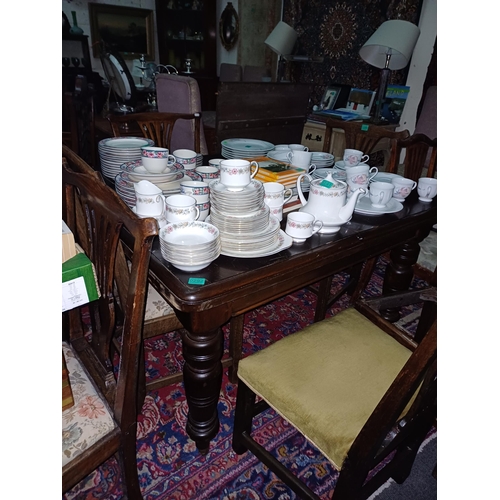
[286, 151, 293, 163]
[189, 171, 203, 181]
[308, 163, 317, 175]
[250, 161, 259, 179]
[311, 219, 323, 236]
[283, 188, 293, 205]
[410, 181, 417, 190]
[368, 166, 378, 180]
[303, 146, 309, 152]
[194, 206, 200, 221]
[360, 154, 370, 163]
[167, 154, 176, 164]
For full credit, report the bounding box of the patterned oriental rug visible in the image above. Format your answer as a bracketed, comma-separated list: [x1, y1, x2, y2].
[64, 256, 434, 500]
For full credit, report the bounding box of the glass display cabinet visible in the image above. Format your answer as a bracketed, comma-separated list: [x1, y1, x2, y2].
[155, 0, 217, 109]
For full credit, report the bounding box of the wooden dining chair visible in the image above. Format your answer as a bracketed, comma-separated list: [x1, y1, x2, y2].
[322, 119, 410, 167]
[232, 288, 437, 500]
[62, 163, 159, 498]
[108, 111, 202, 153]
[63, 146, 243, 390]
[387, 133, 437, 182]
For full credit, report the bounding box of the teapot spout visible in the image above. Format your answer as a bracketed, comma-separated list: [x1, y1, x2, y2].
[339, 188, 366, 221]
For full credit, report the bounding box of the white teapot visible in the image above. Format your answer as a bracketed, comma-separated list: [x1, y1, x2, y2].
[297, 172, 365, 234]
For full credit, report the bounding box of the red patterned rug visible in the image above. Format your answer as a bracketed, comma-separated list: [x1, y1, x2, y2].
[64, 256, 433, 499]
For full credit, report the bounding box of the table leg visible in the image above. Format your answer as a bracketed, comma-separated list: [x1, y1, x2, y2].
[182, 326, 223, 454]
[380, 229, 429, 321]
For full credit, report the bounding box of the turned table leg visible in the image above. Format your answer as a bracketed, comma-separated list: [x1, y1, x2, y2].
[381, 237, 423, 322]
[182, 326, 223, 454]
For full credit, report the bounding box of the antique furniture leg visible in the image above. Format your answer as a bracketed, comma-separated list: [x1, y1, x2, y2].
[228, 314, 244, 384]
[380, 228, 431, 322]
[182, 324, 224, 454]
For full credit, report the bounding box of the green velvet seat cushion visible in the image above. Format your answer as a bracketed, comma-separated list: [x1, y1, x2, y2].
[238, 308, 412, 469]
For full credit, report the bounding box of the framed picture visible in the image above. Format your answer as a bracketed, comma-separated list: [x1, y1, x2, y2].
[320, 86, 341, 110]
[89, 3, 155, 59]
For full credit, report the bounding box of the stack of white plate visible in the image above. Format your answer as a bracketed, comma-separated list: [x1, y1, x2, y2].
[98, 137, 154, 180]
[221, 138, 274, 159]
[207, 179, 292, 257]
[158, 221, 221, 272]
[312, 168, 347, 181]
[311, 152, 335, 167]
[196, 153, 203, 167]
[115, 160, 189, 208]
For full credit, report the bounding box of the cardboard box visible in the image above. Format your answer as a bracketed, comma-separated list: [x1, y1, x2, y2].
[62, 220, 76, 263]
[62, 351, 75, 411]
[62, 252, 100, 312]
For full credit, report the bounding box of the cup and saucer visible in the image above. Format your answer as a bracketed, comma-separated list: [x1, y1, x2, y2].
[132, 206, 168, 228]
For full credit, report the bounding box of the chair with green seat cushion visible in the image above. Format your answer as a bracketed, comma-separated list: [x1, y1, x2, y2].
[232, 296, 437, 500]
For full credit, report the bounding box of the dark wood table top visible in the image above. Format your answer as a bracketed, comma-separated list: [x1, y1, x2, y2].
[147, 192, 436, 324]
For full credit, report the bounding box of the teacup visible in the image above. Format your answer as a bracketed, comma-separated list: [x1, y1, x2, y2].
[287, 150, 313, 169]
[369, 181, 394, 208]
[208, 158, 224, 168]
[192, 166, 220, 181]
[263, 182, 293, 208]
[196, 201, 210, 221]
[165, 194, 200, 223]
[343, 149, 369, 166]
[274, 144, 290, 151]
[219, 159, 259, 191]
[134, 180, 166, 216]
[392, 177, 417, 202]
[268, 205, 284, 222]
[345, 165, 378, 197]
[285, 212, 323, 243]
[141, 146, 176, 173]
[180, 180, 210, 203]
[417, 178, 437, 202]
[173, 149, 197, 169]
[289, 144, 309, 151]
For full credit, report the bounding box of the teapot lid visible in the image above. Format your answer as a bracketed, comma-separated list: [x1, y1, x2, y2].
[311, 172, 345, 190]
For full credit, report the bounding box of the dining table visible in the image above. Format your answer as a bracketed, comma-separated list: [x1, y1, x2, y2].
[122, 187, 437, 454]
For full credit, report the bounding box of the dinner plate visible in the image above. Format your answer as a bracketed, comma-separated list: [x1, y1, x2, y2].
[220, 230, 292, 258]
[221, 138, 274, 152]
[354, 197, 403, 215]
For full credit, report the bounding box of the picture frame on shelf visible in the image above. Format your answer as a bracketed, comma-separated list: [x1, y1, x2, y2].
[320, 86, 341, 110]
[89, 3, 155, 59]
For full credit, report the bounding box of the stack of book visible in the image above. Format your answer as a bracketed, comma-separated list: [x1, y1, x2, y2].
[245, 156, 304, 213]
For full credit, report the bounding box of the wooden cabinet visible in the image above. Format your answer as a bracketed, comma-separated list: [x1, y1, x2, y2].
[155, 0, 217, 110]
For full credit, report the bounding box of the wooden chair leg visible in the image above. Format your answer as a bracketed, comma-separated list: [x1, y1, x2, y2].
[228, 314, 244, 383]
[349, 256, 377, 304]
[313, 276, 334, 322]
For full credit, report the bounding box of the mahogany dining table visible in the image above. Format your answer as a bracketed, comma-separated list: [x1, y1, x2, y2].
[132, 189, 437, 454]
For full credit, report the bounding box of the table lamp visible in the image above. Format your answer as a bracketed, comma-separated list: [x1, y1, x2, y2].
[359, 20, 420, 123]
[265, 21, 298, 81]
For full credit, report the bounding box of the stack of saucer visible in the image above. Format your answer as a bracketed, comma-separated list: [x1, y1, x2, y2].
[98, 137, 154, 180]
[158, 221, 221, 272]
[207, 179, 291, 257]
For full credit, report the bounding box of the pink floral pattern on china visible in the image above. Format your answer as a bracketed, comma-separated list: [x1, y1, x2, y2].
[181, 186, 210, 195]
[287, 220, 312, 230]
[141, 149, 170, 158]
[196, 202, 210, 211]
[175, 157, 197, 165]
[137, 195, 162, 205]
[269, 207, 282, 215]
[348, 174, 368, 184]
[163, 221, 218, 235]
[166, 207, 196, 216]
[394, 186, 411, 197]
[221, 166, 251, 176]
[265, 192, 284, 201]
[310, 186, 345, 197]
